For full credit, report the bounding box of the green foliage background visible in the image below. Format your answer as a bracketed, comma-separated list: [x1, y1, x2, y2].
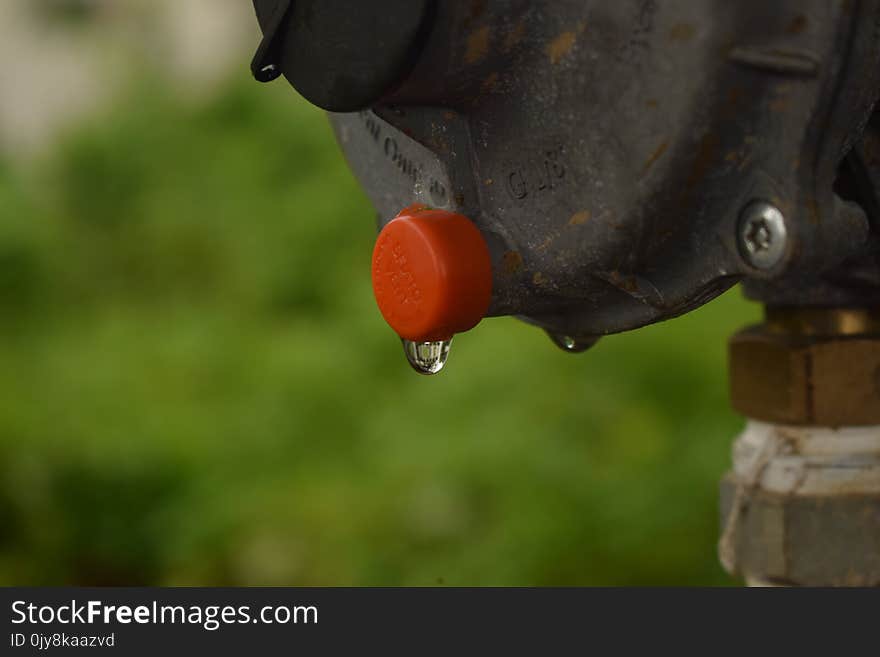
[0, 76, 759, 585]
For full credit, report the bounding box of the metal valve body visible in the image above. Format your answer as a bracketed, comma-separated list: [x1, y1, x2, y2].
[254, 0, 880, 344]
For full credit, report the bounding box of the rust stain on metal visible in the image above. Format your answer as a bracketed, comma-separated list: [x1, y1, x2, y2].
[607, 270, 639, 293]
[640, 140, 669, 176]
[547, 31, 577, 64]
[501, 251, 522, 276]
[568, 210, 591, 226]
[501, 250, 523, 275]
[787, 15, 808, 34]
[535, 234, 555, 252]
[465, 25, 491, 64]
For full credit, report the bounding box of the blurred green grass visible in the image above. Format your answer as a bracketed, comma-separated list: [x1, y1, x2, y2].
[0, 75, 760, 585]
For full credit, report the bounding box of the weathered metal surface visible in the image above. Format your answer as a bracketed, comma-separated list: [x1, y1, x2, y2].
[284, 1, 880, 339]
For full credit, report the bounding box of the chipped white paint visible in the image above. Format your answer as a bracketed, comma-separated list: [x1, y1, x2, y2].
[719, 419, 880, 581]
[732, 420, 880, 496]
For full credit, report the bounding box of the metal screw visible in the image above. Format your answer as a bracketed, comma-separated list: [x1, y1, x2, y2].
[737, 201, 787, 270]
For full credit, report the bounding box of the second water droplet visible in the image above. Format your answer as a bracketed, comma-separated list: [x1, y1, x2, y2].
[546, 331, 599, 354]
[402, 338, 452, 375]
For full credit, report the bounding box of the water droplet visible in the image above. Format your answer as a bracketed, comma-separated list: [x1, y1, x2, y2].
[402, 338, 452, 375]
[546, 331, 599, 354]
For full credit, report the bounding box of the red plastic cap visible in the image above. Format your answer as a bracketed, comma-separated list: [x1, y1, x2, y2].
[371, 205, 492, 342]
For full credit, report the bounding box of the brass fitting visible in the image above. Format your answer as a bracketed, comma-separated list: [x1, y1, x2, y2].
[729, 307, 880, 426]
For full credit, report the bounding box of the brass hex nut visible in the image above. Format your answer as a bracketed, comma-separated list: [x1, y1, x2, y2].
[729, 326, 880, 425]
